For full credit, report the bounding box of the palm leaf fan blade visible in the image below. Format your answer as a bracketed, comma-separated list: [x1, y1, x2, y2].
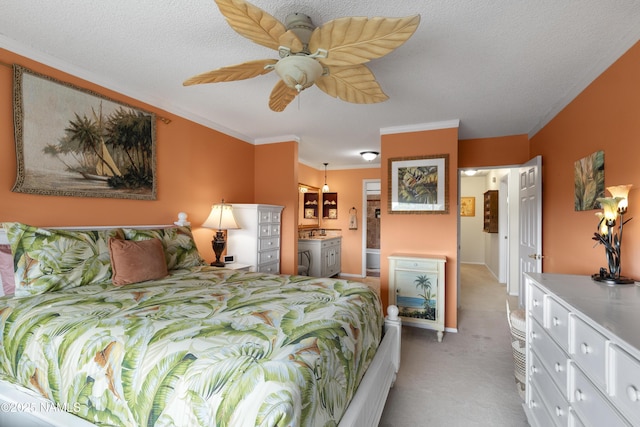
[315, 65, 388, 104]
[214, 0, 287, 50]
[279, 30, 304, 53]
[309, 15, 421, 66]
[269, 80, 299, 112]
[183, 59, 277, 85]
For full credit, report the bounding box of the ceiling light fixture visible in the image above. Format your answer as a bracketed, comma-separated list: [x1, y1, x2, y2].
[322, 162, 330, 193]
[360, 151, 379, 161]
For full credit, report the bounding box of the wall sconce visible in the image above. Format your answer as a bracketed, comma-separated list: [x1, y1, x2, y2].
[592, 184, 634, 284]
[360, 151, 379, 161]
[202, 200, 240, 267]
[322, 162, 330, 193]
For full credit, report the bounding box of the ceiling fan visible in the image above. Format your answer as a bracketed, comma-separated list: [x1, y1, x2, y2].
[183, 0, 420, 112]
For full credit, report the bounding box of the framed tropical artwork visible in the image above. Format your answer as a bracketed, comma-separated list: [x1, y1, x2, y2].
[574, 150, 604, 211]
[388, 154, 449, 214]
[11, 64, 157, 200]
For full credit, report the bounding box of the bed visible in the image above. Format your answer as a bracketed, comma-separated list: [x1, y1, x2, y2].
[0, 218, 400, 427]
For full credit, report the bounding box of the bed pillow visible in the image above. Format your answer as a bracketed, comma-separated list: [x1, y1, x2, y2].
[108, 237, 169, 286]
[122, 226, 205, 270]
[0, 244, 15, 296]
[3, 222, 122, 297]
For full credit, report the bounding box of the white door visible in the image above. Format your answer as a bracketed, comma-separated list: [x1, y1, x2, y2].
[518, 156, 542, 306]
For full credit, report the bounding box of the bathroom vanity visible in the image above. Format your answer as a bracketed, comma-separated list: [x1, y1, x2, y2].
[298, 236, 342, 278]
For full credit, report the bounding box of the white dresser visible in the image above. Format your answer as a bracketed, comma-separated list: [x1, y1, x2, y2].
[524, 273, 640, 427]
[298, 237, 341, 277]
[227, 204, 283, 274]
[388, 254, 446, 342]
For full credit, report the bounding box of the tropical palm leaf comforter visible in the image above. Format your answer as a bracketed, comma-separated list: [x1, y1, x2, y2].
[0, 267, 383, 426]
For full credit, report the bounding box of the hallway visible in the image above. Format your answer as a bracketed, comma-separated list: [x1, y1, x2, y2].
[378, 263, 528, 426]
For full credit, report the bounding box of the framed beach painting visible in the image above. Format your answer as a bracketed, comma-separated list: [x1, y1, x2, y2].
[388, 154, 449, 214]
[12, 65, 157, 200]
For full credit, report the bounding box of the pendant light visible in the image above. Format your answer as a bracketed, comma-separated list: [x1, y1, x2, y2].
[322, 162, 330, 193]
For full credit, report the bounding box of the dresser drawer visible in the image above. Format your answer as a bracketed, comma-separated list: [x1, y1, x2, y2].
[609, 344, 640, 425]
[569, 362, 629, 426]
[258, 236, 280, 251]
[547, 296, 570, 352]
[257, 261, 279, 274]
[530, 319, 569, 398]
[258, 249, 279, 265]
[258, 224, 280, 237]
[258, 210, 273, 223]
[530, 351, 570, 426]
[394, 258, 440, 271]
[528, 281, 546, 324]
[528, 382, 556, 427]
[570, 315, 607, 389]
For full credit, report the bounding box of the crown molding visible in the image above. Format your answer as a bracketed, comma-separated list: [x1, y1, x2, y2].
[380, 119, 460, 135]
[254, 135, 300, 145]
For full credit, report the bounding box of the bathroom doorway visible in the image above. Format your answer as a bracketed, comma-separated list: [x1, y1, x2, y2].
[362, 179, 381, 277]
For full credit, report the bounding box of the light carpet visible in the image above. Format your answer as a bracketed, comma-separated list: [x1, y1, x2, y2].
[378, 263, 529, 426]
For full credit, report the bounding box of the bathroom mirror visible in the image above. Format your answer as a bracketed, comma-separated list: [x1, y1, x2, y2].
[299, 183, 320, 229]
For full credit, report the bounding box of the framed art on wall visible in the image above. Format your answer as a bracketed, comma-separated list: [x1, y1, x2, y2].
[388, 154, 449, 214]
[12, 65, 157, 200]
[460, 197, 475, 216]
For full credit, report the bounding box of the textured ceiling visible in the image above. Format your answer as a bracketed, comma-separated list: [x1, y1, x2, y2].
[2, 0, 640, 169]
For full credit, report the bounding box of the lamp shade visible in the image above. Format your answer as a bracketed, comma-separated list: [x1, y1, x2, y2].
[607, 184, 632, 210]
[202, 202, 239, 230]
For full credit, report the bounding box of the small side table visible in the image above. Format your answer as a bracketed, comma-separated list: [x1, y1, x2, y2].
[217, 263, 252, 272]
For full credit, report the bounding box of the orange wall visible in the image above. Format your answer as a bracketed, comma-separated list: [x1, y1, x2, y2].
[320, 168, 381, 276]
[381, 127, 459, 329]
[459, 134, 530, 168]
[254, 141, 298, 274]
[531, 40, 640, 279]
[0, 49, 255, 262]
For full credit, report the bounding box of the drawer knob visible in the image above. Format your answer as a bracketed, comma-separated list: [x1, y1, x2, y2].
[552, 316, 560, 326]
[555, 406, 564, 417]
[554, 362, 563, 373]
[531, 364, 538, 374]
[575, 389, 585, 402]
[530, 331, 537, 340]
[268, 242, 273, 246]
[627, 385, 640, 402]
[533, 299, 540, 307]
[580, 343, 591, 355]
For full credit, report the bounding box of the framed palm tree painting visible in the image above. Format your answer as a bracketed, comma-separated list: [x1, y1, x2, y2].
[11, 65, 157, 200]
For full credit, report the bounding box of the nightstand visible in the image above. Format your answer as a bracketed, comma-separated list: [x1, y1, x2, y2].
[216, 263, 252, 272]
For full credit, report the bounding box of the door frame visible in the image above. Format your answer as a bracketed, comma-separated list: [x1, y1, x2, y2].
[361, 179, 381, 277]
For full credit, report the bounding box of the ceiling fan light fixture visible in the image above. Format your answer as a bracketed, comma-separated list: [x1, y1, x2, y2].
[360, 151, 379, 161]
[274, 55, 323, 92]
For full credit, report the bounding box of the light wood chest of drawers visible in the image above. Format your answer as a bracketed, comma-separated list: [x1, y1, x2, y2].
[524, 273, 640, 426]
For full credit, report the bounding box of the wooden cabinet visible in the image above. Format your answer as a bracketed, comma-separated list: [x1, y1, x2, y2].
[483, 190, 498, 233]
[388, 254, 446, 342]
[322, 192, 338, 219]
[298, 237, 341, 278]
[524, 273, 640, 426]
[227, 204, 283, 274]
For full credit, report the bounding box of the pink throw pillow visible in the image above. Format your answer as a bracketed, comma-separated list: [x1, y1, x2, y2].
[0, 244, 15, 296]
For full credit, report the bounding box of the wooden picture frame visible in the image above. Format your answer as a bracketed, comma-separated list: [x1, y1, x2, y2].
[388, 154, 449, 214]
[460, 197, 475, 216]
[12, 65, 157, 200]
